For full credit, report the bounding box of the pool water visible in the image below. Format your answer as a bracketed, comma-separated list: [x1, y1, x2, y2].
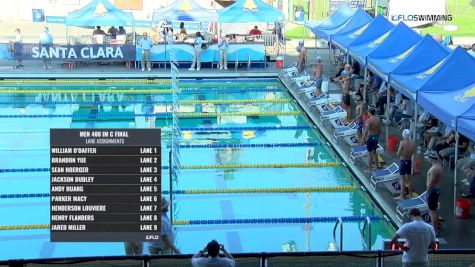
[0, 78, 394, 260]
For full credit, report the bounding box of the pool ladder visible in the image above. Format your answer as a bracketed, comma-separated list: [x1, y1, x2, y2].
[332, 216, 372, 252]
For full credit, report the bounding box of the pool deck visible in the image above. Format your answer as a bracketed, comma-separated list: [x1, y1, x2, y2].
[0, 47, 474, 250]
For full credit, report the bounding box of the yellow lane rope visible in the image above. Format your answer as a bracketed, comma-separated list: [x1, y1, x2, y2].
[177, 111, 300, 117]
[179, 99, 291, 104]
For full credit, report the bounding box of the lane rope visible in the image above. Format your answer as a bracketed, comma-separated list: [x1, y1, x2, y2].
[0, 78, 278, 84]
[0, 99, 291, 106]
[0, 88, 282, 94]
[166, 186, 358, 194]
[0, 215, 381, 230]
[0, 186, 359, 199]
[0, 162, 338, 173]
[174, 142, 323, 149]
[0, 111, 301, 119]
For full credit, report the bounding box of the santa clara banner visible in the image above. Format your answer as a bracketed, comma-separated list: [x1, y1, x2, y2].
[14, 44, 135, 61]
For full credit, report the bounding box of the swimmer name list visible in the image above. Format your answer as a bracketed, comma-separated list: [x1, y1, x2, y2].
[50, 128, 162, 242]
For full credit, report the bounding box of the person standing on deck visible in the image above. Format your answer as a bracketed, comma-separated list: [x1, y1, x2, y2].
[396, 129, 416, 200]
[426, 151, 442, 235]
[362, 107, 382, 173]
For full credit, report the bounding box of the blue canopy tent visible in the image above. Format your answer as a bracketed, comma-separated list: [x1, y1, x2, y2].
[152, 0, 217, 23]
[366, 23, 422, 81]
[304, 4, 355, 40]
[418, 83, 475, 208]
[218, 0, 284, 23]
[417, 47, 475, 208]
[418, 47, 475, 96]
[389, 35, 451, 100]
[65, 0, 134, 26]
[329, 9, 373, 51]
[346, 16, 395, 65]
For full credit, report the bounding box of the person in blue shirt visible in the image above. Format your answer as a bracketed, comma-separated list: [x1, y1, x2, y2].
[189, 32, 203, 71]
[217, 34, 229, 70]
[139, 32, 153, 71]
[39, 27, 53, 69]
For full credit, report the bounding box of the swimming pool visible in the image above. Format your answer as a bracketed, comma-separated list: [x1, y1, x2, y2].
[0, 78, 394, 260]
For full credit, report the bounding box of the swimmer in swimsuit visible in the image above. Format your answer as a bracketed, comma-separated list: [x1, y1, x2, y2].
[426, 151, 442, 234]
[362, 107, 382, 173]
[396, 129, 416, 199]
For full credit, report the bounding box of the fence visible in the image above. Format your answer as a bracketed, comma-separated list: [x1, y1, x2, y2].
[1, 250, 475, 267]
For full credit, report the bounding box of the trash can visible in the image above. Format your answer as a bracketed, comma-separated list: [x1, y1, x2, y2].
[276, 56, 283, 69]
[456, 199, 471, 219]
[413, 159, 421, 175]
[32, 9, 45, 22]
[387, 136, 399, 152]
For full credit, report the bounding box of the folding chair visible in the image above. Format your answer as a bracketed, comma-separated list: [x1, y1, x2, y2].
[307, 92, 328, 106]
[281, 62, 297, 76]
[320, 106, 347, 122]
[288, 71, 311, 83]
[350, 144, 384, 163]
[334, 122, 357, 140]
[396, 191, 431, 223]
[344, 134, 359, 147]
[370, 162, 400, 195]
[316, 103, 333, 113]
[330, 118, 345, 128]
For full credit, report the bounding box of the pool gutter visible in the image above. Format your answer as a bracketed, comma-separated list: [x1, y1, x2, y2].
[279, 75, 401, 230]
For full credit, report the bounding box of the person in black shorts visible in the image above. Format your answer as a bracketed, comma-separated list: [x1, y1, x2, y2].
[426, 151, 442, 233]
[396, 129, 416, 199]
[427, 187, 440, 211]
[363, 107, 382, 172]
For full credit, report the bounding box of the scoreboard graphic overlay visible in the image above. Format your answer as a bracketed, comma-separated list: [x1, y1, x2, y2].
[50, 129, 162, 242]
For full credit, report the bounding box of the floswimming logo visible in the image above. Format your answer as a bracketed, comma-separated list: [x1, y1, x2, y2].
[454, 86, 475, 103]
[391, 14, 453, 22]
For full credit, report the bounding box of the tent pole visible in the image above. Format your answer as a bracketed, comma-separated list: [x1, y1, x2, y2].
[363, 67, 367, 103]
[454, 130, 459, 215]
[385, 80, 390, 146]
[413, 101, 418, 142]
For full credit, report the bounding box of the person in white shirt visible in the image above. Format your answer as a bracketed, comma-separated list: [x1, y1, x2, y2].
[10, 28, 23, 68]
[191, 240, 235, 267]
[217, 35, 229, 70]
[467, 44, 475, 57]
[189, 31, 203, 71]
[391, 208, 437, 267]
[148, 197, 180, 255]
[39, 27, 54, 69]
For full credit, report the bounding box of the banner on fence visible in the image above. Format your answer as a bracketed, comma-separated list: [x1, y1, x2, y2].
[329, 0, 366, 14]
[10, 44, 135, 61]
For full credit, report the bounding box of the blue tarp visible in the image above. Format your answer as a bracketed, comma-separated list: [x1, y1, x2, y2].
[305, 4, 355, 40]
[389, 35, 451, 99]
[418, 83, 475, 141]
[346, 16, 395, 64]
[418, 47, 475, 95]
[65, 0, 134, 27]
[218, 0, 284, 23]
[330, 9, 373, 50]
[417, 47, 475, 139]
[366, 23, 422, 81]
[152, 0, 217, 23]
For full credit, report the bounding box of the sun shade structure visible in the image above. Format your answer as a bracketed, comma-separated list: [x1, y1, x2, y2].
[218, 0, 284, 22]
[304, 4, 355, 40]
[65, 0, 134, 27]
[389, 35, 451, 99]
[152, 0, 217, 23]
[366, 23, 422, 81]
[330, 10, 373, 50]
[344, 15, 394, 64]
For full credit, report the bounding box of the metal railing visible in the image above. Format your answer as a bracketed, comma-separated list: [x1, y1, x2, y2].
[333, 217, 344, 252]
[2, 250, 475, 267]
[361, 216, 372, 250]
